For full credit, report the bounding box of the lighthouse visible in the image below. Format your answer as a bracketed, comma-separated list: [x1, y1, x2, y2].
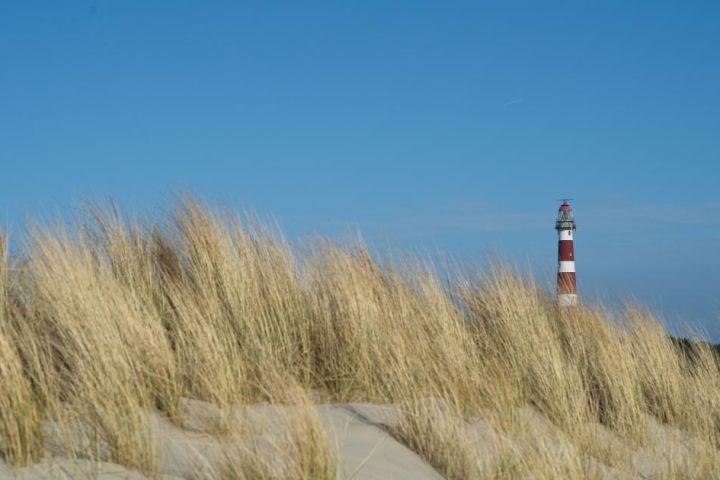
[555, 200, 577, 307]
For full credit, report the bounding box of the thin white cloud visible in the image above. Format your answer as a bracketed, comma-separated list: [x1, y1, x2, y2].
[581, 202, 720, 233]
[500, 98, 524, 107]
[338, 200, 720, 238]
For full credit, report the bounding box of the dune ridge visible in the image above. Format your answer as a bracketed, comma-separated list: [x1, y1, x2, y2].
[1, 196, 719, 479]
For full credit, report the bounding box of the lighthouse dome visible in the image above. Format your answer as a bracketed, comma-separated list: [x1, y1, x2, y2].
[555, 201, 576, 230]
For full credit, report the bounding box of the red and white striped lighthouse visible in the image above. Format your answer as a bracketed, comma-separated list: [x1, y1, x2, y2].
[555, 200, 577, 307]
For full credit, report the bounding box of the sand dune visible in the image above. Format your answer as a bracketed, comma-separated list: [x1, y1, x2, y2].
[2, 397, 711, 479]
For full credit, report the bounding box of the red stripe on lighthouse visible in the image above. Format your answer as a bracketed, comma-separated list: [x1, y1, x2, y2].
[557, 272, 576, 294]
[558, 240, 574, 261]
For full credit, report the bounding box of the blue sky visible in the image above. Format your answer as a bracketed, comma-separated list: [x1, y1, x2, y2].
[1, 2, 719, 337]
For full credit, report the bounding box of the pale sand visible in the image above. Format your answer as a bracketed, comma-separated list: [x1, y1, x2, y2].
[0, 399, 708, 479]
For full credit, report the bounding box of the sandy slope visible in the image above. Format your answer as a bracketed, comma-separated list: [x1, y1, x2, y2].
[0, 399, 708, 479]
[0, 400, 439, 480]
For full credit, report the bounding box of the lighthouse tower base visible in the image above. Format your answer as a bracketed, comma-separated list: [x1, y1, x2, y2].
[557, 293, 578, 307]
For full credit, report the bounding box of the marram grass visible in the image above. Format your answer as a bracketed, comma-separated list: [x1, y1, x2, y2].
[0, 196, 718, 478]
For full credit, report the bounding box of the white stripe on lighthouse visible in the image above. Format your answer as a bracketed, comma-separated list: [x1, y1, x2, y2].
[558, 294, 578, 307]
[559, 230, 573, 241]
[558, 261, 575, 273]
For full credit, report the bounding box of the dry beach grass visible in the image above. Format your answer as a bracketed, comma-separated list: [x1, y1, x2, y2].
[0, 196, 719, 478]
